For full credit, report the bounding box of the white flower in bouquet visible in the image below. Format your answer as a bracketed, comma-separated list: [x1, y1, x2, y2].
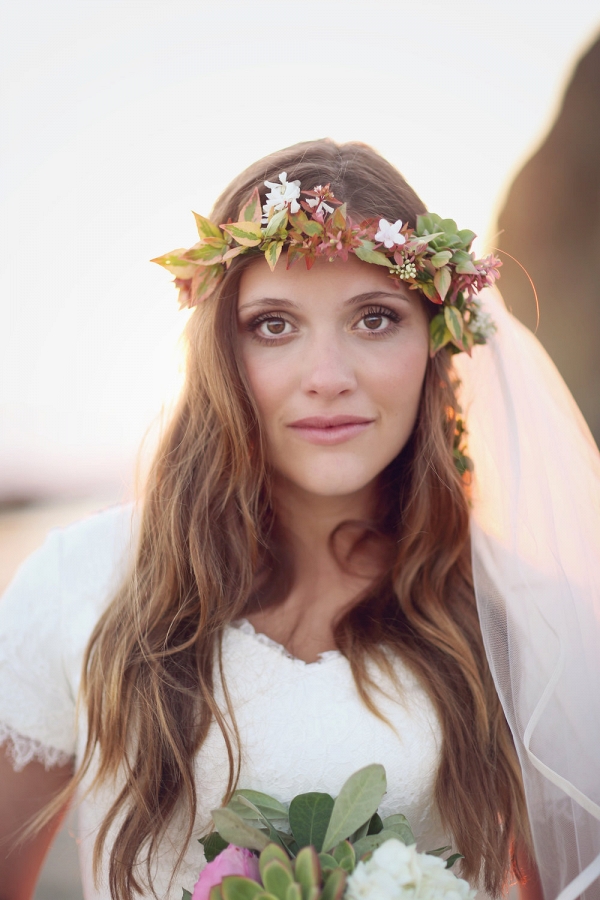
[345, 839, 476, 900]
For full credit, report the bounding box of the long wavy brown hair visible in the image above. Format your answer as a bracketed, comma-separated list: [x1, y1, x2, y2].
[57, 140, 529, 897]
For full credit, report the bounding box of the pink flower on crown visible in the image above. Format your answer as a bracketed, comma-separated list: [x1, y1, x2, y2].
[263, 172, 302, 218]
[375, 219, 406, 249]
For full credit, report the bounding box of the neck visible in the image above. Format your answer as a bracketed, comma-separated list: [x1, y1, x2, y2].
[273, 476, 375, 558]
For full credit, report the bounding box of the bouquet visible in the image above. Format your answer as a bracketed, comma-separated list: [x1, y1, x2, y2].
[183, 765, 475, 900]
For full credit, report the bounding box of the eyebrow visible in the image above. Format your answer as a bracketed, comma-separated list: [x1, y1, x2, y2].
[238, 290, 411, 314]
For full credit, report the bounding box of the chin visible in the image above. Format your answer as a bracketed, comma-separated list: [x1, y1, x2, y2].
[279, 460, 381, 499]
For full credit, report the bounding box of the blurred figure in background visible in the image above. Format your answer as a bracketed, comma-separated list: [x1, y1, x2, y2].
[497, 33, 600, 446]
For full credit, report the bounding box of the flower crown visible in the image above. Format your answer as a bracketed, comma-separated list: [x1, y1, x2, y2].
[152, 172, 500, 355]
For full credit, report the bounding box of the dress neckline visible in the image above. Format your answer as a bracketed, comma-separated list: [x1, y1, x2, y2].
[229, 618, 343, 666]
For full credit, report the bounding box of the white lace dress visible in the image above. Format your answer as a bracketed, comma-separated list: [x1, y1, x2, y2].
[0, 505, 464, 899]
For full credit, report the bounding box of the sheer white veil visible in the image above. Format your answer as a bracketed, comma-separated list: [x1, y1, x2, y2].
[453, 288, 600, 900]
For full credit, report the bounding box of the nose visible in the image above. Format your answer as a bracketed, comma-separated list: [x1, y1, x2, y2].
[300, 333, 358, 398]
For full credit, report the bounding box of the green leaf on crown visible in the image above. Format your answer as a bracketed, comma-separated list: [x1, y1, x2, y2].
[355, 246, 393, 267]
[429, 313, 452, 355]
[289, 792, 334, 852]
[151, 250, 198, 280]
[302, 220, 325, 237]
[321, 764, 386, 852]
[429, 251, 453, 269]
[186, 241, 229, 264]
[190, 264, 224, 306]
[240, 188, 263, 223]
[223, 221, 263, 247]
[451, 249, 478, 274]
[444, 305, 464, 343]
[194, 212, 224, 240]
[434, 266, 451, 302]
[457, 229, 476, 249]
[264, 208, 289, 238]
[264, 240, 284, 271]
[330, 204, 347, 231]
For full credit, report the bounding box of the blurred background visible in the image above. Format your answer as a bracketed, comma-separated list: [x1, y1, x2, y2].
[0, 2, 599, 897]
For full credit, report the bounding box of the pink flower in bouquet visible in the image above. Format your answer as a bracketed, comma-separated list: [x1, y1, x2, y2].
[192, 845, 261, 900]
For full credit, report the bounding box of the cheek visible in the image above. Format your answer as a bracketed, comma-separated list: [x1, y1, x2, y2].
[365, 341, 429, 417]
[241, 350, 291, 425]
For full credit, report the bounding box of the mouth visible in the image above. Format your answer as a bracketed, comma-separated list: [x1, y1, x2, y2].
[287, 415, 375, 446]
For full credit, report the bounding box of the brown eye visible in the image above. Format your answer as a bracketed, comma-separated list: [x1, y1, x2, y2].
[264, 319, 286, 335]
[363, 314, 384, 330]
[253, 316, 293, 339]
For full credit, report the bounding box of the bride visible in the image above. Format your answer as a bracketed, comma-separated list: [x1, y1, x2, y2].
[1, 140, 598, 900]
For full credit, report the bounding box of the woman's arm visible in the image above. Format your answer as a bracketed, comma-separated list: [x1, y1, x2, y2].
[514, 842, 544, 900]
[0, 747, 73, 900]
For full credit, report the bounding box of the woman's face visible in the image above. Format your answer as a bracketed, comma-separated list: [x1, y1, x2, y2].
[237, 254, 430, 500]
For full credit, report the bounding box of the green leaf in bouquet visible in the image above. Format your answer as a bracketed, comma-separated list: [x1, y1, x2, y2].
[254, 894, 279, 900]
[317, 853, 339, 875]
[381, 814, 415, 845]
[210, 885, 224, 900]
[426, 845, 451, 857]
[182, 890, 192, 900]
[367, 813, 383, 835]
[321, 868, 347, 900]
[221, 876, 264, 900]
[289, 792, 334, 852]
[262, 859, 294, 900]
[260, 844, 294, 878]
[352, 829, 402, 859]
[321, 764, 386, 852]
[286, 883, 302, 900]
[331, 840, 355, 873]
[199, 831, 229, 862]
[293, 846, 320, 900]
[211, 808, 270, 852]
[445, 852, 464, 869]
[233, 796, 289, 853]
[276, 830, 299, 856]
[228, 791, 288, 822]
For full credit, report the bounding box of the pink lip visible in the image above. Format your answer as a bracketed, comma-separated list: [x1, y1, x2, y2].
[288, 415, 375, 445]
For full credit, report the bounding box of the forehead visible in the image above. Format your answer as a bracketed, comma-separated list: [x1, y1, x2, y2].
[237, 254, 412, 310]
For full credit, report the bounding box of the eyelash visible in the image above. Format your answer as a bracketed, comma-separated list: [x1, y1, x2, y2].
[246, 305, 402, 344]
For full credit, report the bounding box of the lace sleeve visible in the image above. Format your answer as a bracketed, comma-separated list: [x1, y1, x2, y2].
[0, 528, 78, 769]
[0, 722, 74, 772]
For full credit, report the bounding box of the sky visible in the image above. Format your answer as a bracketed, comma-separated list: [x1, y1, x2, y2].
[1, 0, 599, 501]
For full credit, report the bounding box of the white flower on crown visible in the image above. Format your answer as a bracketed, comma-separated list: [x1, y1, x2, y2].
[262, 172, 302, 218]
[305, 196, 335, 218]
[345, 839, 475, 900]
[375, 219, 406, 249]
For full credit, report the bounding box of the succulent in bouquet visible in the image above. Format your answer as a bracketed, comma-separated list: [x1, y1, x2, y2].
[183, 765, 474, 900]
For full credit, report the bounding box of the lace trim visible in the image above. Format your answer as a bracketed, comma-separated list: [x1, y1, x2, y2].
[0, 721, 74, 772]
[230, 618, 342, 665]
